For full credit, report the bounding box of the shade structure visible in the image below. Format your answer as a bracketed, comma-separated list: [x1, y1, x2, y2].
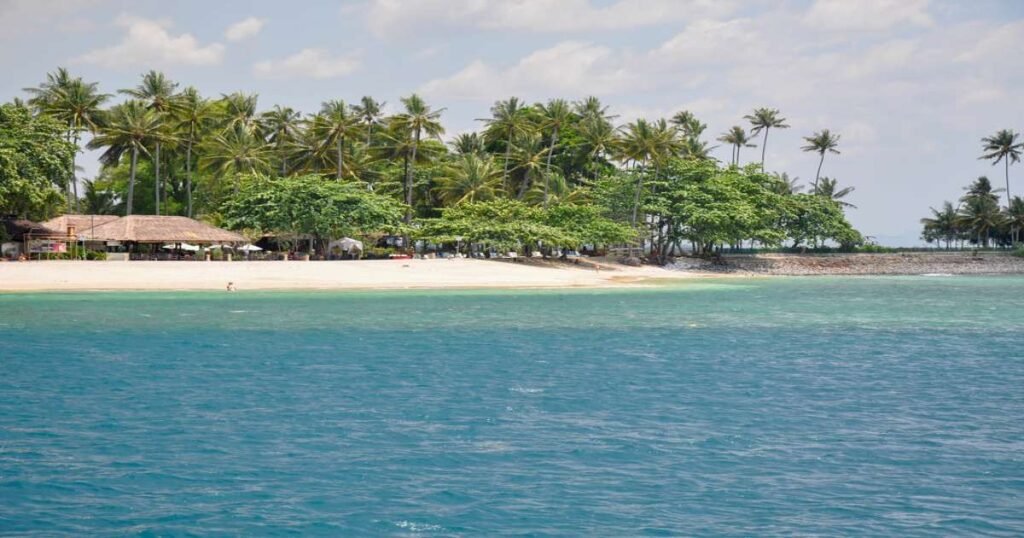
[329, 237, 363, 252]
[162, 243, 200, 251]
[84, 215, 246, 244]
[238, 244, 263, 252]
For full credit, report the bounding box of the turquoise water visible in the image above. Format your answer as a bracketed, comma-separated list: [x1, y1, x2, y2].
[1, 277, 1023, 536]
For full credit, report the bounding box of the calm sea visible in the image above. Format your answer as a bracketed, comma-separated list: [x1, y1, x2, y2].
[1, 277, 1023, 536]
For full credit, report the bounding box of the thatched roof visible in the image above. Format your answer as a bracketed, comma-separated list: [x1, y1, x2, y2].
[2, 218, 65, 241]
[42, 214, 121, 234]
[84, 215, 246, 243]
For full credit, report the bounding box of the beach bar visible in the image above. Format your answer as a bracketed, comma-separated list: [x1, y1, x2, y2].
[78, 215, 246, 260]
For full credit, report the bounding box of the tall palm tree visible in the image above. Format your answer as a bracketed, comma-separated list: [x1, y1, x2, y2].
[200, 125, 271, 192]
[574, 96, 616, 123]
[578, 115, 616, 180]
[218, 92, 260, 134]
[801, 129, 841, 189]
[813, 177, 856, 208]
[436, 153, 502, 205]
[86, 100, 164, 216]
[175, 87, 212, 217]
[744, 107, 789, 171]
[81, 179, 118, 215]
[41, 76, 110, 212]
[260, 105, 302, 176]
[958, 195, 1004, 247]
[538, 98, 573, 206]
[619, 119, 660, 225]
[22, 67, 76, 110]
[121, 71, 180, 215]
[391, 94, 445, 222]
[509, 133, 551, 199]
[352, 96, 385, 147]
[717, 126, 756, 166]
[962, 176, 1002, 205]
[312, 100, 360, 180]
[481, 97, 533, 188]
[979, 129, 1023, 206]
[772, 172, 803, 195]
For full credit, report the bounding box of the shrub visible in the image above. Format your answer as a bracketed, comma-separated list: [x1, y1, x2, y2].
[1012, 246, 1024, 258]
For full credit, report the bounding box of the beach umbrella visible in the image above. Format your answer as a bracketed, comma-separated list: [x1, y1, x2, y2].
[336, 237, 363, 251]
[238, 244, 263, 252]
[204, 244, 233, 250]
[162, 243, 200, 251]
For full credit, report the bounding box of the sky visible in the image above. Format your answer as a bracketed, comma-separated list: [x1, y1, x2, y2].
[2, 0, 1023, 245]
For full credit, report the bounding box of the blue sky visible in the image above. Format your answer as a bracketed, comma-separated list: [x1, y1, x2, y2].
[2, 0, 1023, 245]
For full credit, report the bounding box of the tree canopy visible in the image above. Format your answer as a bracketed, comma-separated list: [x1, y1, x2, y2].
[0, 103, 75, 219]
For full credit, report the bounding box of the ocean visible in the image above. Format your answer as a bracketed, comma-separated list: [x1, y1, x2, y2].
[1, 276, 1022, 536]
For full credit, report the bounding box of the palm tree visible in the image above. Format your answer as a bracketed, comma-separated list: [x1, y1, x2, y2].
[436, 153, 502, 205]
[200, 125, 271, 192]
[218, 92, 260, 134]
[962, 176, 1002, 205]
[920, 201, 960, 249]
[717, 126, 756, 166]
[391, 94, 445, 222]
[801, 129, 841, 189]
[578, 116, 616, 180]
[312, 100, 360, 180]
[509, 133, 551, 199]
[175, 87, 212, 217]
[958, 195, 1005, 247]
[813, 177, 856, 208]
[86, 100, 163, 215]
[352, 96, 385, 147]
[260, 105, 302, 176]
[121, 71, 180, 215]
[481, 97, 533, 188]
[980, 129, 1023, 206]
[574, 96, 616, 123]
[772, 172, 803, 195]
[538, 98, 573, 206]
[81, 179, 118, 215]
[619, 119, 661, 225]
[1003, 196, 1024, 245]
[744, 107, 789, 171]
[23, 67, 76, 110]
[40, 76, 110, 212]
[450, 132, 485, 156]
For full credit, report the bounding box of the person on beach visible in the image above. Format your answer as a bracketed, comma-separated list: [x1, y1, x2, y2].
[226, 282, 236, 292]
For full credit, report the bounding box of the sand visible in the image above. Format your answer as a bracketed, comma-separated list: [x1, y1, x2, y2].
[0, 258, 713, 292]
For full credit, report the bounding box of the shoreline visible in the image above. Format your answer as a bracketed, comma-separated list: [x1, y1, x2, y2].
[1, 254, 1021, 292]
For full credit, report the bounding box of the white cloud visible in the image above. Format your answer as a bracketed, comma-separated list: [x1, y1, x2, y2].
[803, 0, 932, 31]
[74, 14, 224, 68]
[0, 0, 103, 37]
[421, 41, 635, 100]
[653, 18, 762, 65]
[225, 17, 266, 42]
[366, 0, 736, 36]
[253, 48, 360, 79]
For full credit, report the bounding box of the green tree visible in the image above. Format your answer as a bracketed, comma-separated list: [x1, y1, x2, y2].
[175, 87, 213, 217]
[717, 125, 756, 166]
[80, 178, 118, 215]
[744, 107, 788, 171]
[260, 105, 302, 176]
[802, 129, 840, 189]
[200, 125, 271, 194]
[958, 194, 1004, 247]
[813, 177, 856, 208]
[218, 92, 260, 134]
[450, 132, 486, 156]
[538, 98, 573, 206]
[436, 153, 502, 205]
[482, 97, 533, 188]
[1004, 196, 1024, 245]
[979, 129, 1022, 206]
[86, 100, 164, 215]
[121, 71, 181, 215]
[0, 103, 75, 218]
[313, 100, 360, 180]
[352, 96, 385, 147]
[390, 94, 445, 222]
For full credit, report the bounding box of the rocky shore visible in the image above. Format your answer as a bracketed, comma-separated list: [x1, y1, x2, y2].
[665, 252, 1024, 276]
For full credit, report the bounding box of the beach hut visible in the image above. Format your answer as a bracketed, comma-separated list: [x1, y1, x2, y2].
[82, 215, 246, 260]
[1, 217, 69, 259]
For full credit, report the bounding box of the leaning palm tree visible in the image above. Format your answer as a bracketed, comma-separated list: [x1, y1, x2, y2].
[744, 107, 789, 171]
[801, 129, 841, 189]
[481, 97, 534, 188]
[1003, 196, 1024, 245]
[200, 125, 271, 193]
[352, 96, 385, 147]
[260, 105, 302, 176]
[121, 71, 181, 215]
[390, 94, 445, 222]
[41, 77, 110, 211]
[312, 100, 361, 180]
[717, 126, 756, 166]
[980, 129, 1023, 206]
[920, 201, 960, 249]
[86, 100, 164, 216]
[813, 177, 856, 208]
[509, 132, 552, 199]
[175, 87, 213, 217]
[538, 98, 573, 206]
[436, 153, 503, 205]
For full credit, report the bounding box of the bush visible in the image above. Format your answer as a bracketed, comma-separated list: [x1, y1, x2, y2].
[1012, 246, 1024, 258]
[856, 244, 897, 253]
[363, 246, 396, 259]
[85, 250, 107, 261]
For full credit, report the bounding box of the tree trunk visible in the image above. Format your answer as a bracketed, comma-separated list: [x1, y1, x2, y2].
[127, 146, 138, 216]
[503, 136, 512, 191]
[1006, 157, 1011, 207]
[71, 131, 81, 213]
[154, 142, 161, 215]
[405, 130, 420, 223]
[342, 136, 350, 180]
[543, 128, 557, 208]
[760, 128, 769, 171]
[186, 140, 193, 218]
[814, 152, 825, 190]
[631, 160, 645, 226]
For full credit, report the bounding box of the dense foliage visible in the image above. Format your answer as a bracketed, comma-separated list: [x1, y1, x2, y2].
[0, 103, 75, 219]
[921, 176, 1024, 248]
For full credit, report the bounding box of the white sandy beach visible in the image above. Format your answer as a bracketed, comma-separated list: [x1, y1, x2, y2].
[0, 258, 708, 292]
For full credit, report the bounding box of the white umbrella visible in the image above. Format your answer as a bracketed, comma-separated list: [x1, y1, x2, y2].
[238, 244, 263, 252]
[162, 243, 200, 251]
[204, 244, 233, 251]
[332, 237, 363, 252]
